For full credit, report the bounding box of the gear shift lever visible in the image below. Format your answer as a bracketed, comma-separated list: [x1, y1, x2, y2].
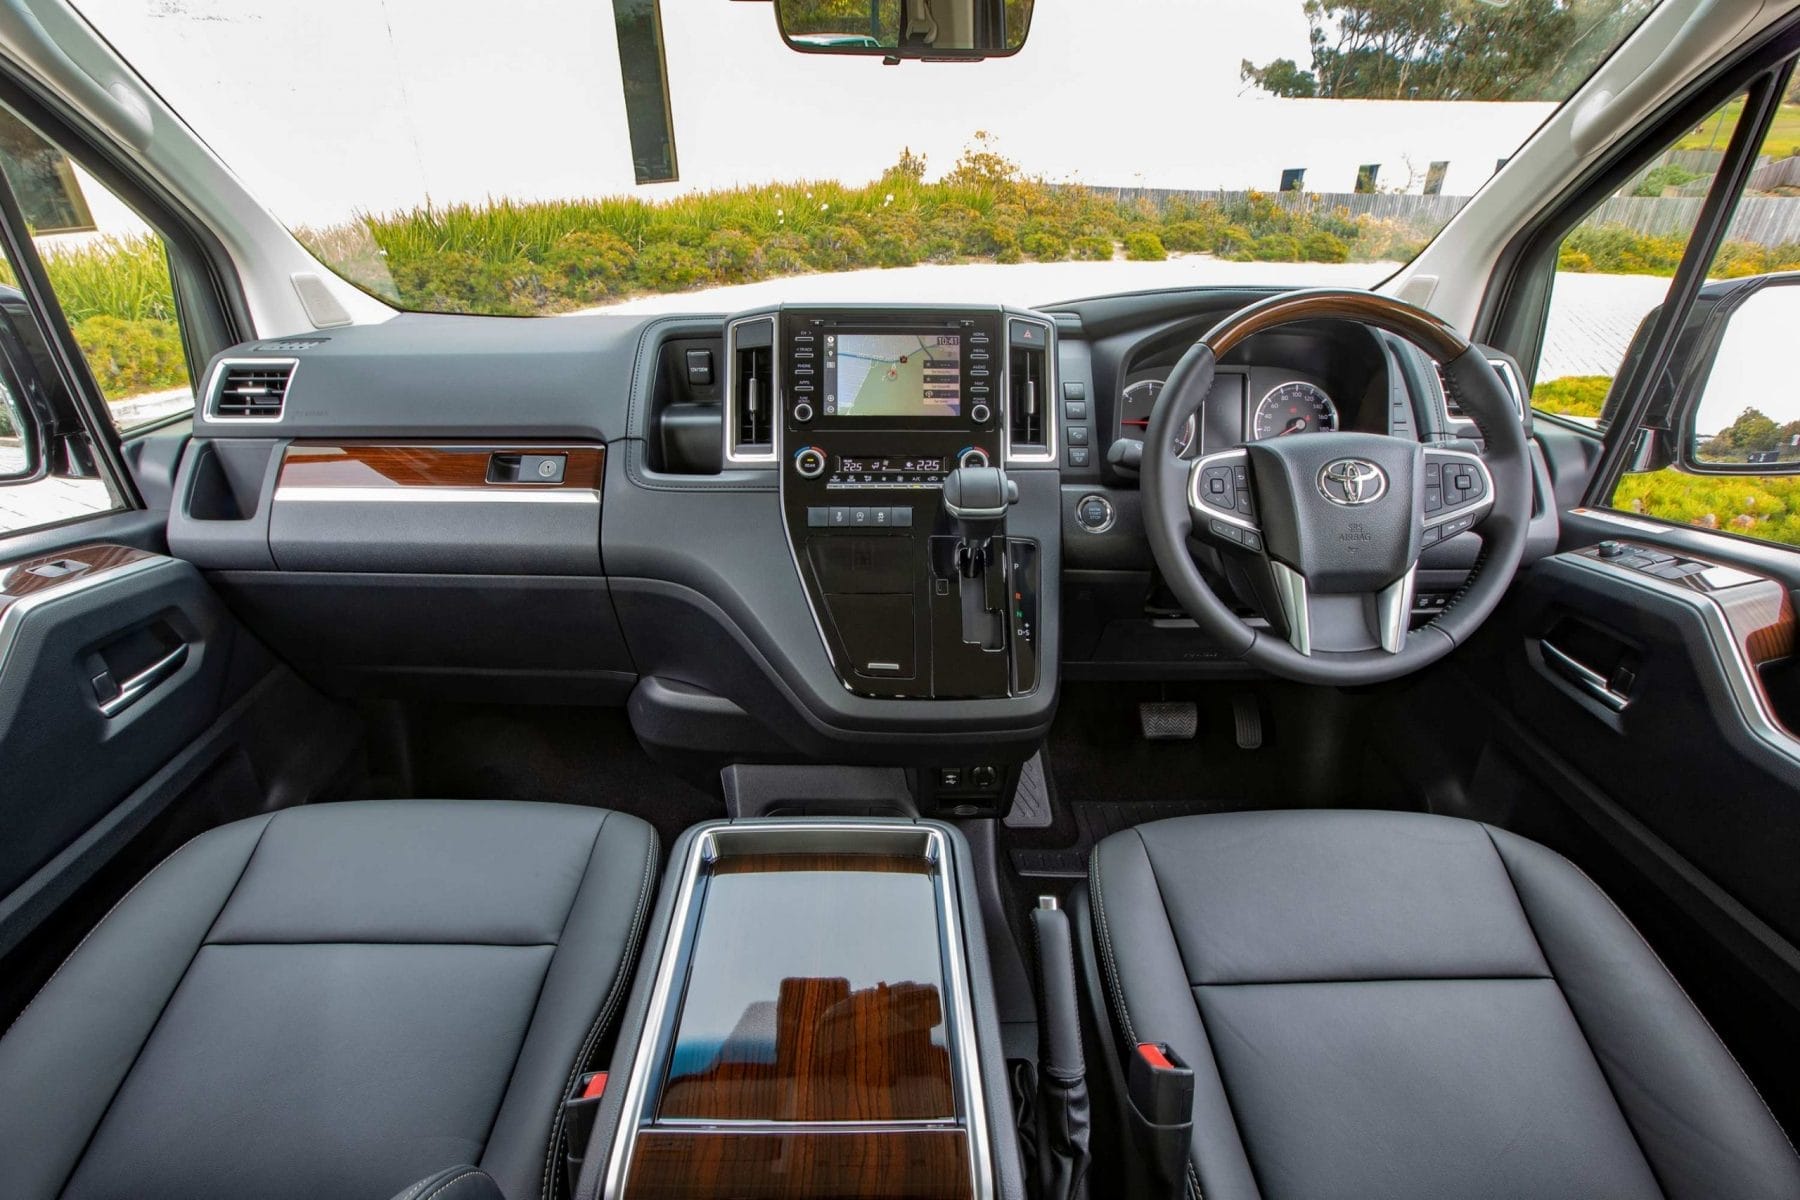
[941, 465, 1018, 577]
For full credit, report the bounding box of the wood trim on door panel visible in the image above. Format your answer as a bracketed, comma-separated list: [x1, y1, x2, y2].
[0, 544, 156, 620]
[277, 443, 604, 490]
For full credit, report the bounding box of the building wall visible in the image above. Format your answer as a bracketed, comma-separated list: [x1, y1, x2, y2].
[72, 0, 1552, 233]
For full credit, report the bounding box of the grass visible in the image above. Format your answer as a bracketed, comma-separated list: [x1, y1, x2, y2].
[1531, 375, 1612, 418]
[321, 139, 1435, 316]
[1678, 100, 1800, 161]
[1614, 469, 1800, 546]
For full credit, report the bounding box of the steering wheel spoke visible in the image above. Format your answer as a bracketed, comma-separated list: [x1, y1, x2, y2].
[1269, 562, 1418, 656]
[1421, 447, 1496, 546]
[1186, 448, 1266, 554]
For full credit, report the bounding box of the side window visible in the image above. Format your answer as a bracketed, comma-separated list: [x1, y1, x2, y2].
[1608, 79, 1800, 550]
[1531, 92, 1749, 425]
[0, 103, 195, 436]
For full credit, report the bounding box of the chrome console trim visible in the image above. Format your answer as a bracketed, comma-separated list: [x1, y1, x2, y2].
[601, 819, 995, 1200]
[1002, 315, 1057, 466]
[723, 314, 780, 465]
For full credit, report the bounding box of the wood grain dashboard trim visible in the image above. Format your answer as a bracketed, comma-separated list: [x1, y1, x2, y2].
[277, 442, 604, 491]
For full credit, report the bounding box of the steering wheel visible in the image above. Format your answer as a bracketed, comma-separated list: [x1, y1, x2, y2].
[1141, 289, 1531, 685]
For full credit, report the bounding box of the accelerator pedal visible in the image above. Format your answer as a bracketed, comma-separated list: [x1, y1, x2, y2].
[1232, 693, 1264, 750]
[1138, 700, 1197, 741]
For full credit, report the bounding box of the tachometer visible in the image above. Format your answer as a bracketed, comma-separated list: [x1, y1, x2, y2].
[1251, 381, 1337, 441]
[1119, 378, 1195, 455]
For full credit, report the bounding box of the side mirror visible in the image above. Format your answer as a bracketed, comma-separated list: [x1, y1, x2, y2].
[1678, 274, 1800, 476]
[0, 300, 45, 485]
[773, 0, 1033, 60]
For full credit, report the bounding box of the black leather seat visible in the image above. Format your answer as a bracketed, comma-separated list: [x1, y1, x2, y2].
[0, 799, 658, 1200]
[1086, 809, 1800, 1200]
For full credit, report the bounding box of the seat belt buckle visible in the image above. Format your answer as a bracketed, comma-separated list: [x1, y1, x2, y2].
[1128, 1041, 1195, 1129]
[561, 1071, 608, 1184]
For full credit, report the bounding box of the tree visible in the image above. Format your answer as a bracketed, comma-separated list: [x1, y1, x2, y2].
[1243, 0, 1656, 102]
[1701, 407, 1782, 459]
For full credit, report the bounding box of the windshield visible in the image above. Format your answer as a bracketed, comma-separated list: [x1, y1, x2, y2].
[72, 0, 1658, 316]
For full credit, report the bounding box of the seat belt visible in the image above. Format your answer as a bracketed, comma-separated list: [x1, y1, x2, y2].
[1031, 897, 1091, 1200]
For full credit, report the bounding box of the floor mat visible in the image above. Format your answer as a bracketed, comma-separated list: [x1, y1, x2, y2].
[397, 703, 722, 852]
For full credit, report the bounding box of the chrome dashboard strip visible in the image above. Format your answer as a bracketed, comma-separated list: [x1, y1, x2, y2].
[273, 486, 599, 504]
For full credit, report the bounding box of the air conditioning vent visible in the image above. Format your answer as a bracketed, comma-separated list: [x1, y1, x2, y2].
[1437, 357, 1523, 423]
[209, 359, 295, 420]
[736, 344, 772, 449]
[725, 316, 777, 462]
[1004, 318, 1055, 463]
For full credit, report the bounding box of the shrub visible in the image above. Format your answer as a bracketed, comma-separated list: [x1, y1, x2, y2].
[542, 230, 633, 301]
[1071, 235, 1114, 261]
[74, 315, 187, 398]
[703, 228, 761, 282]
[1124, 231, 1167, 261]
[871, 230, 920, 268]
[807, 224, 870, 271]
[1159, 219, 1219, 253]
[1301, 231, 1350, 263]
[1252, 233, 1303, 261]
[992, 225, 1023, 264]
[633, 243, 707, 291]
[1632, 163, 1704, 197]
[1215, 224, 1255, 260]
[760, 231, 811, 275]
[1020, 230, 1070, 261]
[1531, 375, 1612, 419]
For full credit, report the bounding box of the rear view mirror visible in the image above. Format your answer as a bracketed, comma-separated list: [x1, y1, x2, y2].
[774, 0, 1033, 60]
[1682, 275, 1800, 475]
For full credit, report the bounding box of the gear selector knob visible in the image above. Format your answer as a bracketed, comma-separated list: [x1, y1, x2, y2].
[942, 465, 1018, 575]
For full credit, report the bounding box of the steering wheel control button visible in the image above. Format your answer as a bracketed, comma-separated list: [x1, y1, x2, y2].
[1075, 494, 1115, 534]
[794, 446, 828, 478]
[793, 401, 815, 423]
[1210, 519, 1242, 544]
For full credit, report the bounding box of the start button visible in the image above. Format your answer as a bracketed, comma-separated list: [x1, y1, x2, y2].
[1075, 493, 1115, 534]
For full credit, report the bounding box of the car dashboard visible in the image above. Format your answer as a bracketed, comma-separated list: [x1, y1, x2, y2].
[161, 290, 1542, 803]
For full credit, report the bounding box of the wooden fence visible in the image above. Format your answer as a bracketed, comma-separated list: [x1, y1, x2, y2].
[1103, 186, 1800, 248]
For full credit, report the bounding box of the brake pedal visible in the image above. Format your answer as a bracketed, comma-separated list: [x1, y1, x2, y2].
[1232, 694, 1263, 750]
[1139, 700, 1197, 741]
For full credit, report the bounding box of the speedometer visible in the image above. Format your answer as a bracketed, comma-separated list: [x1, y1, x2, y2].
[1251, 382, 1338, 441]
[1119, 378, 1195, 455]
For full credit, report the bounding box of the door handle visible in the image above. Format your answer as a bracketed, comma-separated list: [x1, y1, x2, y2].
[1541, 641, 1630, 712]
[94, 642, 188, 717]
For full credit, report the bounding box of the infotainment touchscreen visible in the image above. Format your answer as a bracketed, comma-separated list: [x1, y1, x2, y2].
[823, 331, 962, 418]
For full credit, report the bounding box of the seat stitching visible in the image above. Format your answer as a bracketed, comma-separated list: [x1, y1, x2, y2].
[49, 811, 278, 1199]
[1479, 824, 1670, 1197]
[538, 828, 658, 1200]
[418, 1169, 485, 1200]
[1529, 833, 1800, 1164]
[1087, 847, 1137, 1047]
[0, 818, 258, 1042]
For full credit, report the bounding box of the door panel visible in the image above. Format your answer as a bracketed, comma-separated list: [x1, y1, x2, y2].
[0, 544, 231, 951]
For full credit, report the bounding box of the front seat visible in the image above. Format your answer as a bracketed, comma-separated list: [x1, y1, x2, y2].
[1085, 809, 1800, 1200]
[0, 799, 658, 1200]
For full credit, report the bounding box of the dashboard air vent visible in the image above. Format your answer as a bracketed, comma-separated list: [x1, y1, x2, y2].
[1005, 318, 1054, 462]
[209, 359, 295, 420]
[1437, 357, 1524, 422]
[725, 316, 777, 462]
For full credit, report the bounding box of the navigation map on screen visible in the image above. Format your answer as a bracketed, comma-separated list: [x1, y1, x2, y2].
[824, 332, 961, 418]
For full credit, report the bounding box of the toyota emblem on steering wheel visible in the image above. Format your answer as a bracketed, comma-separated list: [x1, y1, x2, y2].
[1318, 459, 1387, 506]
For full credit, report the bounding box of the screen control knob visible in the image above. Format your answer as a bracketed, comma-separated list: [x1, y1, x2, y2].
[793, 401, 814, 423]
[794, 446, 828, 478]
[957, 446, 990, 471]
[970, 402, 992, 425]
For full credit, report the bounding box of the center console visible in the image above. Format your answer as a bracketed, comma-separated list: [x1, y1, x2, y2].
[774, 308, 1050, 700]
[593, 820, 1019, 1199]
